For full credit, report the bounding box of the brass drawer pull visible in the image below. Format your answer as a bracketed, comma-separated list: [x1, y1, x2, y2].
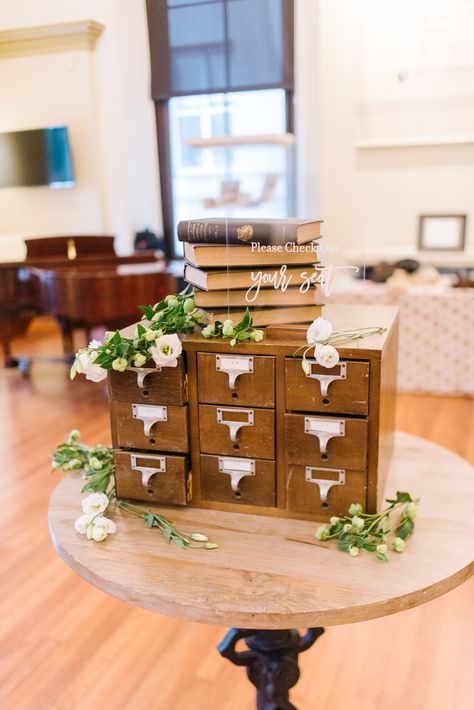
[130, 453, 166, 487]
[304, 361, 347, 396]
[128, 366, 161, 388]
[304, 417, 345, 453]
[216, 407, 254, 442]
[216, 354, 254, 389]
[305, 466, 345, 503]
[132, 403, 168, 437]
[218, 456, 256, 493]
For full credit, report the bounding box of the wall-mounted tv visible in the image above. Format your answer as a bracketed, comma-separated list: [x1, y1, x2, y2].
[0, 125, 75, 189]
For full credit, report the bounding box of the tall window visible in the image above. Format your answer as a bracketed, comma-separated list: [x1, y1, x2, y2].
[146, 0, 294, 257]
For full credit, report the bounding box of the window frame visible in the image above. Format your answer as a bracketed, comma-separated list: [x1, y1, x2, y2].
[147, 0, 295, 259]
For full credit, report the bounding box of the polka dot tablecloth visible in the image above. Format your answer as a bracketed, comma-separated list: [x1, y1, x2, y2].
[326, 285, 474, 396]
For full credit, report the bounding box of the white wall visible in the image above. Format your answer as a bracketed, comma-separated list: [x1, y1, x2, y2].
[299, 0, 474, 259]
[0, 0, 161, 261]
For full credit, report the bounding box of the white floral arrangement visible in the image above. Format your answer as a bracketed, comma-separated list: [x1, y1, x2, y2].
[298, 317, 386, 373]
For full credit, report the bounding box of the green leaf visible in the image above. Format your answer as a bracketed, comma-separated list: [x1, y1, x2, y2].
[355, 535, 366, 548]
[363, 542, 377, 552]
[137, 323, 146, 337]
[143, 512, 154, 528]
[109, 330, 122, 346]
[162, 527, 172, 544]
[172, 537, 186, 549]
[117, 342, 130, 356]
[338, 532, 352, 551]
[376, 552, 389, 563]
[396, 517, 414, 540]
[396, 491, 412, 503]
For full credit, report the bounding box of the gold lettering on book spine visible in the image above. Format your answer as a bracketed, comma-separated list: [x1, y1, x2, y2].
[237, 225, 254, 243]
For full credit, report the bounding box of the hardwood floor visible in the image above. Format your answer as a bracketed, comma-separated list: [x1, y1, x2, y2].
[1, 319, 473, 710]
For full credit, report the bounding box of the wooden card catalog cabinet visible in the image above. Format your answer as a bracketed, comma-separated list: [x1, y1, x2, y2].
[109, 305, 398, 522]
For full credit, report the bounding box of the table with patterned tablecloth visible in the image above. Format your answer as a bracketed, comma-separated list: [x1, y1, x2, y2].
[326, 284, 474, 396]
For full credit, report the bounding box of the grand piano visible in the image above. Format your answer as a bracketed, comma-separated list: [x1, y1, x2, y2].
[0, 235, 177, 367]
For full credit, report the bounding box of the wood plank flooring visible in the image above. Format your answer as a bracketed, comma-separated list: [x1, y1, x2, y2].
[0, 319, 473, 710]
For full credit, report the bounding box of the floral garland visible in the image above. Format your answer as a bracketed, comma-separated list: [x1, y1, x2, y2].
[297, 317, 387, 372]
[70, 290, 263, 382]
[52, 431, 217, 549]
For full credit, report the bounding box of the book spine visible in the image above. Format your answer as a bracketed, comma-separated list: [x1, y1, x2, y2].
[177, 220, 298, 245]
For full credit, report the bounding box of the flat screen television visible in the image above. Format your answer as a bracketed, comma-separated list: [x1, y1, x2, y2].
[0, 125, 75, 189]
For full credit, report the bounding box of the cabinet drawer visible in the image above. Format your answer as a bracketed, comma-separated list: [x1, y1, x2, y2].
[197, 352, 275, 407]
[114, 451, 189, 505]
[287, 464, 367, 518]
[200, 454, 275, 507]
[285, 414, 368, 469]
[108, 359, 186, 406]
[198, 404, 275, 459]
[111, 401, 189, 453]
[285, 359, 369, 415]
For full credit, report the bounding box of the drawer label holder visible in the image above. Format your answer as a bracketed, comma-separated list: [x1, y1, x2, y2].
[127, 366, 161, 388]
[305, 466, 346, 504]
[132, 403, 168, 437]
[216, 407, 254, 441]
[304, 361, 347, 397]
[304, 417, 345, 453]
[218, 456, 256, 493]
[130, 453, 166, 487]
[216, 354, 254, 389]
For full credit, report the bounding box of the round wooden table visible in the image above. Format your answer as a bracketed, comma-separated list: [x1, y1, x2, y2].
[49, 433, 474, 710]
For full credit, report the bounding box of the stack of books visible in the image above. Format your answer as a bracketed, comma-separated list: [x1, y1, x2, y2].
[179, 217, 324, 326]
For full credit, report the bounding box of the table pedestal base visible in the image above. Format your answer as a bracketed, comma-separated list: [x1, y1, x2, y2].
[218, 627, 324, 710]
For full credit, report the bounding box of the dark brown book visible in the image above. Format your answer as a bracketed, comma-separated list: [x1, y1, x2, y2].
[183, 242, 319, 268]
[199, 305, 323, 326]
[178, 218, 322, 246]
[194, 286, 319, 308]
[184, 263, 322, 291]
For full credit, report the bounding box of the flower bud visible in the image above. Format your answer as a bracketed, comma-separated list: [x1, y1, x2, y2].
[151, 311, 163, 323]
[330, 516, 339, 526]
[405, 502, 417, 520]
[348, 503, 363, 516]
[392, 537, 406, 552]
[183, 298, 195, 314]
[133, 353, 147, 367]
[351, 516, 365, 531]
[165, 295, 179, 307]
[190, 532, 208, 542]
[315, 525, 330, 541]
[301, 359, 311, 375]
[349, 546, 359, 557]
[112, 357, 128, 372]
[343, 523, 352, 533]
[144, 329, 158, 342]
[89, 457, 102, 470]
[201, 324, 216, 338]
[250, 329, 264, 342]
[222, 320, 235, 337]
[376, 543, 387, 554]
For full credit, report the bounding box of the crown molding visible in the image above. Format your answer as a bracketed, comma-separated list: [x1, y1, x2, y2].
[0, 20, 105, 58]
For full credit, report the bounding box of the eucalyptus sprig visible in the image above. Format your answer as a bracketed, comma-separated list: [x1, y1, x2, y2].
[315, 491, 419, 562]
[52, 429, 115, 495]
[116, 500, 218, 550]
[201, 308, 264, 346]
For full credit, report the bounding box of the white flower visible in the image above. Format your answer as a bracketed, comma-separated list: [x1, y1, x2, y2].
[351, 516, 365, 531]
[88, 457, 102, 470]
[112, 357, 128, 372]
[330, 516, 340, 526]
[75, 350, 107, 383]
[86, 523, 108, 542]
[250, 329, 264, 342]
[315, 344, 339, 369]
[349, 546, 359, 557]
[74, 514, 93, 534]
[88, 339, 102, 349]
[133, 353, 147, 367]
[149, 334, 182, 368]
[201, 324, 216, 338]
[81, 492, 109, 516]
[307, 317, 333, 344]
[376, 543, 387, 554]
[349, 503, 363, 516]
[94, 516, 117, 534]
[143, 329, 159, 342]
[343, 523, 352, 533]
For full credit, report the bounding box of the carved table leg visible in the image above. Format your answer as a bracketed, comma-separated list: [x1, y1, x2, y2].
[218, 627, 324, 710]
